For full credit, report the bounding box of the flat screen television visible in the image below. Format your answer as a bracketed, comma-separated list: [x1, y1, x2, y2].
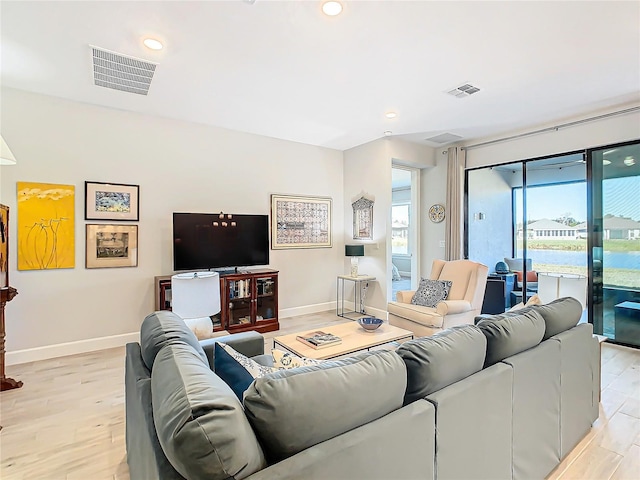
[173, 213, 269, 271]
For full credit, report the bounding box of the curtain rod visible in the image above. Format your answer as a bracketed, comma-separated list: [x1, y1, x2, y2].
[462, 105, 640, 151]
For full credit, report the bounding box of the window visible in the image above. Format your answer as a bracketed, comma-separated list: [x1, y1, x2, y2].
[513, 180, 587, 277]
[391, 204, 410, 255]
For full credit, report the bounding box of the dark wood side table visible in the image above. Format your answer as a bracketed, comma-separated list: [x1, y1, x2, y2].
[1, 286, 21, 391]
[488, 272, 516, 310]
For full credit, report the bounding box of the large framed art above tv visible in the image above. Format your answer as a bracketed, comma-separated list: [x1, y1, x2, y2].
[271, 194, 332, 249]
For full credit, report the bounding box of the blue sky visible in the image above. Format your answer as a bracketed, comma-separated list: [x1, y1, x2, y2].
[514, 177, 639, 223]
[603, 177, 640, 221]
[515, 182, 587, 223]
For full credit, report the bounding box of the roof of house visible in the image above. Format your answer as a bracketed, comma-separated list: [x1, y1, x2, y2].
[526, 219, 577, 230]
[568, 216, 640, 231]
[602, 215, 640, 229]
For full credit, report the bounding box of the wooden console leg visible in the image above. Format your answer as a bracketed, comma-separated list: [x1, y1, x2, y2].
[1, 377, 23, 391]
[0, 286, 21, 391]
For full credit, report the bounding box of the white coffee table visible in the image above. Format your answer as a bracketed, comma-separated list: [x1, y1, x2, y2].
[273, 320, 414, 360]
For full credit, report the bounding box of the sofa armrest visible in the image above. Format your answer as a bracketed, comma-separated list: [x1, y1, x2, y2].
[200, 331, 265, 369]
[397, 290, 416, 303]
[436, 300, 473, 316]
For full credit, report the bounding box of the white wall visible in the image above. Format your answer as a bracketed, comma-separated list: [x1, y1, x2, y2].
[343, 138, 435, 313]
[0, 88, 344, 361]
[420, 150, 448, 276]
[467, 168, 513, 270]
[465, 104, 640, 168]
[342, 139, 390, 316]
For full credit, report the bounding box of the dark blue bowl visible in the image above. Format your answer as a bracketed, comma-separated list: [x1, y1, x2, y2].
[358, 317, 383, 332]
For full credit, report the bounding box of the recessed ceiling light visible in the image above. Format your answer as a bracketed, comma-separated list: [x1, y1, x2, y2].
[385, 112, 397, 119]
[602, 159, 611, 166]
[623, 156, 636, 166]
[384, 131, 393, 136]
[322, 1, 343, 16]
[143, 38, 163, 50]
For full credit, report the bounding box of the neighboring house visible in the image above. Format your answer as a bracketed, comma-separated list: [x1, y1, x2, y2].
[572, 216, 640, 240]
[575, 222, 588, 239]
[391, 219, 409, 240]
[602, 215, 640, 240]
[518, 219, 578, 240]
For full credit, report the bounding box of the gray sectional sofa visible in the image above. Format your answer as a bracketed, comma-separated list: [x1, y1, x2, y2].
[125, 297, 600, 480]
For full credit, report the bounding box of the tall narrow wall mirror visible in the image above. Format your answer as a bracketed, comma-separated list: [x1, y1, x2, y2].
[352, 196, 374, 240]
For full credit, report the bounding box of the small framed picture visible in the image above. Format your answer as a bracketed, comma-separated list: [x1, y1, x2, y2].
[86, 224, 138, 269]
[85, 181, 139, 221]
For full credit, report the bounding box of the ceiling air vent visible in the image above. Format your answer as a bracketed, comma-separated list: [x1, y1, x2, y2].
[446, 83, 481, 98]
[425, 133, 463, 144]
[91, 46, 157, 96]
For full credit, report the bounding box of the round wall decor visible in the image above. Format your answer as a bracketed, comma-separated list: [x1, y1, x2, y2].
[428, 204, 445, 223]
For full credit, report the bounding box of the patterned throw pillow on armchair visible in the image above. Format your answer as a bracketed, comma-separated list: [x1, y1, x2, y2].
[411, 278, 452, 307]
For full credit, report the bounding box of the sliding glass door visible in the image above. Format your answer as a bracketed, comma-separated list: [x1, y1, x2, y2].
[589, 141, 640, 346]
[467, 141, 639, 347]
[467, 153, 587, 313]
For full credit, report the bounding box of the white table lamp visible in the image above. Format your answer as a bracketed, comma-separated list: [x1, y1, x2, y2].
[1, 135, 17, 165]
[537, 272, 587, 310]
[345, 244, 365, 277]
[171, 271, 221, 339]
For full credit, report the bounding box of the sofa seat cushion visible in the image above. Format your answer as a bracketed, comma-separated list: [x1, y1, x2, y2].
[476, 310, 546, 367]
[388, 301, 444, 328]
[151, 343, 267, 480]
[396, 325, 487, 404]
[243, 350, 406, 463]
[140, 310, 207, 370]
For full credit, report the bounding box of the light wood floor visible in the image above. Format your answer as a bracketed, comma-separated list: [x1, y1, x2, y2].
[1, 311, 638, 480]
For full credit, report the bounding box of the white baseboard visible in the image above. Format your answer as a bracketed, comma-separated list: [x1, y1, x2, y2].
[279, 302, 336, 319]
[367, 306, 388, 320]
[6, 332, 140, 366]
[7, 302, 389, 365]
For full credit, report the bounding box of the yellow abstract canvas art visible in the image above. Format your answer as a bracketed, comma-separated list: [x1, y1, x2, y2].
[17, 182, 75, 270]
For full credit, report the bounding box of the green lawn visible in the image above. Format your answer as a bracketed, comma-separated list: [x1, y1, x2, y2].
[516, 239, 639, 288]
[534, 264, 638, 289]
[518, 239, 639, 252]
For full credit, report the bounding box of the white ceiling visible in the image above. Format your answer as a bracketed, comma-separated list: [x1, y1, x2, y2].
[1, 1, 639, 151]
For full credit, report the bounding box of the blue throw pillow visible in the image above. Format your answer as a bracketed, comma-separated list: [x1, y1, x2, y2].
[214, 343, 275, 400]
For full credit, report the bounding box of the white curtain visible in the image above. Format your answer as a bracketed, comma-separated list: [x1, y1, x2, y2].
[445, 146, 465, 260]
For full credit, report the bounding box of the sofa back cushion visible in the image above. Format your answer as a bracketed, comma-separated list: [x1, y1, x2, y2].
[151, 343, 266, 480]
[396, 325, 487, 404]
[536, 297, 582, 339]
[140, 310, 207, 370]
[243, 350, 406, 463]
[478, 297, 582, 341]
[476, 310, 545, 367]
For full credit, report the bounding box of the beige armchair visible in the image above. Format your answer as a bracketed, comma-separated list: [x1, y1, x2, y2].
[388, 259, 488, 337]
